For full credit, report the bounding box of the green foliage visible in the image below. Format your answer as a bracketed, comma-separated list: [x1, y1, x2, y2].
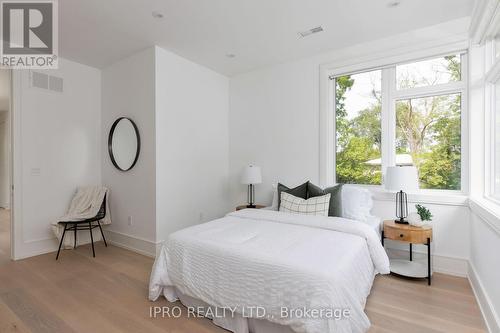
[336, 137, 381, 185]
[415, 204, 433, 221]
[335, 75, 354, 150]
[335, 74, 381, 185]
[335, 56, 461, 190]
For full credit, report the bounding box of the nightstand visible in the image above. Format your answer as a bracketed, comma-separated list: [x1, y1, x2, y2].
[381, 220, 433, 285]
[236, 205, 266, 211]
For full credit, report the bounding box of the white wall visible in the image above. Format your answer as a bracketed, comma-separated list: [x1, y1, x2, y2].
[229, 18, 471, 275]
[0, 111, 9, 208]
[100, 46, 230, 254]
[155, 46, 230, 243]
[469, 209, 500, 332]
[467, 35, 500, 332]
[12, 58, 101, 259]
[101, 47, 157, 253]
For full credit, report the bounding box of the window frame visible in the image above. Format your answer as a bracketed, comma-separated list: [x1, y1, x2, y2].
[320, 49, 468, 194]
[485, 39, 500, 203]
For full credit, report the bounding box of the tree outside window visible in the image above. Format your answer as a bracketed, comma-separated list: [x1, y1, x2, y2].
[334, 55, 462, 190]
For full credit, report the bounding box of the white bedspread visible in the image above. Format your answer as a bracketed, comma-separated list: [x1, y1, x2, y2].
[149, 209, 390, 333]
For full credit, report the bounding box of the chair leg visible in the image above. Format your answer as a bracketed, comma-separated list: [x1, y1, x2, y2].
[56, 225, 67, 260]
[74, 223, 77, 249]
[97, 221, 107, 247]
[89, 222, 95, 257]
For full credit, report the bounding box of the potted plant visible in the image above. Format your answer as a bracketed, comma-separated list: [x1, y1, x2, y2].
[408, 204, 433, 227]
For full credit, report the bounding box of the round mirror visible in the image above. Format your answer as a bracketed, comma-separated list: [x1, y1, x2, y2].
[108, 117, 140, 171]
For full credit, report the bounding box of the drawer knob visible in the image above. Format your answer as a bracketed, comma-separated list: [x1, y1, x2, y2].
[400, 234, 404, 238]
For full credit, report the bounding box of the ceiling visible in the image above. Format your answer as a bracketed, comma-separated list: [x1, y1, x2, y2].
[60, 0, 475, 76]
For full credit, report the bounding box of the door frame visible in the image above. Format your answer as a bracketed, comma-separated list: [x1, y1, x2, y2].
[7, 69, 16, 261]
[6, 69, 14, 260]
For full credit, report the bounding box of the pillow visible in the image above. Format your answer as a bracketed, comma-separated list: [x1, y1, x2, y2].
[279, 192, 330, 216]
[277, 181, 308, 209]
[341, 185, 374, 222]
[307, 183, 343, 217]
[270, 183, 279, 210]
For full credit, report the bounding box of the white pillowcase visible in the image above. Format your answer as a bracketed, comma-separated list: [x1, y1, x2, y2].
[279, 192, 331, 216]
[341, 185, 375, 222]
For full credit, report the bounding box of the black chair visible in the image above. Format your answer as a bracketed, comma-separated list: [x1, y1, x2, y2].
[56, 195, 108, 260]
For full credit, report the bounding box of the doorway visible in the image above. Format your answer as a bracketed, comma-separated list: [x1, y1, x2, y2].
[0, 69, 11, 264]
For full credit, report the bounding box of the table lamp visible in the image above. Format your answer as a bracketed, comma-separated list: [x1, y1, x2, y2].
[385, 166, 419, 224]
[241, 165, 262, 208]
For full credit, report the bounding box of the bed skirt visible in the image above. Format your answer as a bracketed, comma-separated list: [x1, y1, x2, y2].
[176, 288, 295, 333]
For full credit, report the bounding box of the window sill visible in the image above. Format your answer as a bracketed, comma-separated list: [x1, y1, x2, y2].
[469, 197, 500, 236]
[346, 184, 469, 206]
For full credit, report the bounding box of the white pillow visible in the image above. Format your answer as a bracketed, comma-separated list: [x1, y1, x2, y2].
[341, 185, 375, 222]
[279, 192, 330, 216]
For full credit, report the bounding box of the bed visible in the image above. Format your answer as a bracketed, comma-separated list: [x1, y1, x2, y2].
[149, 208, 390, 333]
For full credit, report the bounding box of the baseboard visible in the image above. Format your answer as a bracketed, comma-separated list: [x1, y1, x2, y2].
[104, 230, 157, 258]
[385, 247, 468, 277]
[13, 238, 58, 260]
[11, 230, 157, 260]
[13, 230, 107, 260]
[468, 263, 500, 333]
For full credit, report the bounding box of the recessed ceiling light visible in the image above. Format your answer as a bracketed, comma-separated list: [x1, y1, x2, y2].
[152, 11, 164, 19]
[226, 54, 236, 58]
[298, 26, 324, 38]
[387, 1, 400, 8]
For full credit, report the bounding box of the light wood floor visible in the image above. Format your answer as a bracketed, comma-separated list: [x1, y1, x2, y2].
[0, 208, 10, 265]
[0, 243, 486, 333]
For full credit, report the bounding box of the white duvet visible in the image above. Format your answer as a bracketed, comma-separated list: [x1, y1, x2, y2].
[149, 209, 390, 333]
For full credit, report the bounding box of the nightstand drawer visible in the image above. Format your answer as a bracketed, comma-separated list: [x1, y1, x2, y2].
[384, 227, 412, 242]
[384, 224, 432, 244]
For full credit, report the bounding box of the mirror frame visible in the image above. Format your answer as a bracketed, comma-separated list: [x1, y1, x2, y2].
[108, 117, 141, 172]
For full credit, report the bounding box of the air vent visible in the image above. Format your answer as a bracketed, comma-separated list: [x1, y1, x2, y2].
[49, 75, 63, 92]
[298, 26, 324, 38]
[32, 71, 48, 89]
[30, 71, 63, 93]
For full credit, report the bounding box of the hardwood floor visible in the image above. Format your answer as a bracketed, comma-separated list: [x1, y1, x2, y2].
[0, 208, 10, 265]
[0, 243, 487, 333]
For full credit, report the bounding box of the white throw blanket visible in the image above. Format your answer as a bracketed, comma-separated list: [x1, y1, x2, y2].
[149, 209, 390, 333]
[51, 186, 111, 249]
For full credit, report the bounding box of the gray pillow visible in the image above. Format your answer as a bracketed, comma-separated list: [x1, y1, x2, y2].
[307, 183, 343, 217]
[277, 182, 309, 209]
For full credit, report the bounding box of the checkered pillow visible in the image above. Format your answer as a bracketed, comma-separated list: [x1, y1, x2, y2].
[279, 192, 331, 216]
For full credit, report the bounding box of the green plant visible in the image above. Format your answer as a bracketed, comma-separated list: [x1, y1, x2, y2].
[415, 204, 433, 221]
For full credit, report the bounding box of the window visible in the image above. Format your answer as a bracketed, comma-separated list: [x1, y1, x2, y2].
[336, 70, 382, 185]
[396, 94, 461, 190]
[396, 55, 461, 89]
[331, 53, 466, 191]
[484, 39, 500, 200]
[494, 82, 500, 198]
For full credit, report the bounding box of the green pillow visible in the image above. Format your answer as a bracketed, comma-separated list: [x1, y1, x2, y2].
[277, 182, 309, 209]
[307, 183, 343, 217]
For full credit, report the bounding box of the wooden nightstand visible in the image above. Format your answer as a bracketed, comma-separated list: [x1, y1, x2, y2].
[382, 220, 433, 285]
[236, 205, 266, 211]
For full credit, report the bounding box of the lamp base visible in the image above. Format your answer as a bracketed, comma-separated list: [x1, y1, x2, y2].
[395, 190, 409, 225]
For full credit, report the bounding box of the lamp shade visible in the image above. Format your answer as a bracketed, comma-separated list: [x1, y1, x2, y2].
[241, 165, 262, 185]
[385, 166, 419, 192]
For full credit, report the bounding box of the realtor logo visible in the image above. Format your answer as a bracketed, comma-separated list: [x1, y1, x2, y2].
[1, 0, 58, 68]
